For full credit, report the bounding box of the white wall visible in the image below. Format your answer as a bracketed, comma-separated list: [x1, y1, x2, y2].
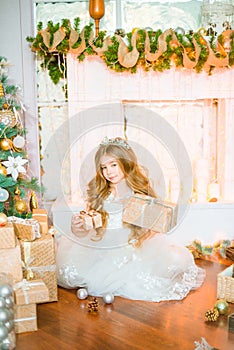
[0, 0, 40, 181]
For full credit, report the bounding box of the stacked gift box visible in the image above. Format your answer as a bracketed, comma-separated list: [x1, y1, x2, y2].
[0, 208, 58, 334]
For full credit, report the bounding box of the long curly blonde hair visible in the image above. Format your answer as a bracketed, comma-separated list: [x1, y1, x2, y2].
[86, 138, 157, 245]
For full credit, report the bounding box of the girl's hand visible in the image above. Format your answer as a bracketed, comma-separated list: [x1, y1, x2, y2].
[71, 213, 87, 236]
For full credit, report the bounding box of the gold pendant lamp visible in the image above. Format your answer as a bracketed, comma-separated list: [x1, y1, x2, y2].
[89, 0, 105, 37]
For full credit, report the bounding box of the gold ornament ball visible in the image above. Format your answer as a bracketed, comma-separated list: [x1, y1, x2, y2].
[214, 299, 229, 315]
[0, 164, 7, 176]
[3, 103, 9, 109]
[0, 212, 8, 226]
[0, 138, 12, 151]
[15, 199, 28, 213]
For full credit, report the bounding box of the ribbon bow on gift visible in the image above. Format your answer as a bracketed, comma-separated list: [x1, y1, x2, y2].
[13, 278, 45, 304]
[22, 257, 35, 280]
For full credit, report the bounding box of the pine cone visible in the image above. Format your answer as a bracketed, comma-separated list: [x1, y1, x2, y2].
[87, 297, 99, 312]
[205, 308, 219, 322]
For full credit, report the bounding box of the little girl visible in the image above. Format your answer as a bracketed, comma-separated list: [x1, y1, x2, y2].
[56, 137, 205, 301]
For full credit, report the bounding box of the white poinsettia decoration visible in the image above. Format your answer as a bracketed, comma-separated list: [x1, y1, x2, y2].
[2, 155, 28, 181]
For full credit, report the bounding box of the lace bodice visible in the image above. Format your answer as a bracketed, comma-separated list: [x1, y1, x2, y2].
[104, 193, 125, 229]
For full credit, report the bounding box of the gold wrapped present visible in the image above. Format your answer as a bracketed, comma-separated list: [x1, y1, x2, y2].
[14, 279, 49, 305]
[79, 209, 102, 230]
[8, 216, 40, 242]
[14, 303, 37, 334]
[0, 240, 23, 282]
[20, 234, 58, 302]
[123, 194, 178, 233]
[0, 223, 16, 248]
[32, 208, 48, 234]
[217, 264, 234, 303]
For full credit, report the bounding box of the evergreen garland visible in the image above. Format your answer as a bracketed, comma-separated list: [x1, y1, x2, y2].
[26, 17, 234, 85]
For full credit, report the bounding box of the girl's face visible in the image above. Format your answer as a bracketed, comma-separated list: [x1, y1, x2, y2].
[100, 155, 125, 184]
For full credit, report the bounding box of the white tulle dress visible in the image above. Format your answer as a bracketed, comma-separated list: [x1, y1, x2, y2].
[56, 194, 205, 302]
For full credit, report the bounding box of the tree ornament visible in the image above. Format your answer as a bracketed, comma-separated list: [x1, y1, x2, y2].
[205, 308, 220, 322]
[214, 299, 229, 315]
[0, 110, 17, 127]
[0, 213, 7, 226]
[29, 191, 38, 211]
[14, 187, 20, 195]
[15, 198, 28, 213]
[12, 135, 25, 149]
[0, 83, 4, 97]
[0, 164, 7, 176]
[2, 155, 28, 181]
[0, 188, 9, 202]
[103, 292, 114, 304]
[3, 103, 9, 109]
[0, 139, 12, 151]
[77, 288, 88, 300]
[87, 297, 99, 312]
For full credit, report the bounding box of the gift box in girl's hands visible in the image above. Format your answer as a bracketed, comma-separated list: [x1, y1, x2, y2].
[79, 210, 102, 230]
[123, 194, 178, 233]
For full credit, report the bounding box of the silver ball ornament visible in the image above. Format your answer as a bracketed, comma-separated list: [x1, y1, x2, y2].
[0, 308, 10, 323]
[4, 320, 14, 332]
[103, 292, 114, 304]
[0, 285, 13, 298]
[0, 297, 6, 308]
[0, 188, 9, 202]
[0, 325, 8, 341]
[1, 337, 11, 350]
[77, 288, 88, 300]
[4, 297, 14, 309]
[12, 135, 25, 149]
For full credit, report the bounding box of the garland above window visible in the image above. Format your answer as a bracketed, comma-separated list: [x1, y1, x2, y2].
[26, 18, 234, 85]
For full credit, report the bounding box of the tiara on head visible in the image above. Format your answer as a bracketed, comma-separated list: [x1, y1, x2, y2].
[100, 137, 130, 150]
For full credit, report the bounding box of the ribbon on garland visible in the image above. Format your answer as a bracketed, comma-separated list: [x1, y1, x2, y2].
[116, 30, 139, 68]
[39, 27, 66, 52]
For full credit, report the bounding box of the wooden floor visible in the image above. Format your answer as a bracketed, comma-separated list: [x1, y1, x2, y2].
[16, 259, 234, 350]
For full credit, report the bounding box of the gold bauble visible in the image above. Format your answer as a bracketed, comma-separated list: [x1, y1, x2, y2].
[0, 164, 7, 176]
[15, 199, 28, 213]
[0, 138, 12, 151]
[0, 212, 8, 226]
[214, 299, 229, 315]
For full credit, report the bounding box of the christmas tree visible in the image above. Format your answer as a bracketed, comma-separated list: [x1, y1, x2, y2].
[0, 56, 41, 220]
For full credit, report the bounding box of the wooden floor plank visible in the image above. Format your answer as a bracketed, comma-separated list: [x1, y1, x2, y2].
[16, 260, 234, 350]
